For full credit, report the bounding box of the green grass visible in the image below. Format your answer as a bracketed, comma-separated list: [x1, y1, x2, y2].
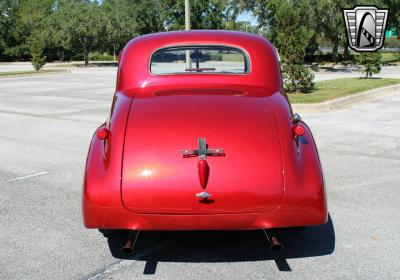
[381, 52, 399, 63]
[350, 52, 399, 64]
[288, 78, 400, 104]
[0, 69, 66, 77]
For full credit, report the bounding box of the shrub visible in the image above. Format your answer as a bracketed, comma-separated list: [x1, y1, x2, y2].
[305, 52, 356, 63]
[30, 40, 46, 71]
[384, 37, 399, 49]
[70, 54, 84, 61]
[356, 52, 382, 78]
[282, 64, 314, 93]
[32, 54, 46, 71]
[88, 52, 114, 61]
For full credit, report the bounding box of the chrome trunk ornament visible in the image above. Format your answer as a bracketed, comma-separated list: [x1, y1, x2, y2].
[182, 138, 224, 198]
[195, 191, 212, 199]
[181, 138, 225, 159]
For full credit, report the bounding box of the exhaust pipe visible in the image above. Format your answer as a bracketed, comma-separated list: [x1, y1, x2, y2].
[122, 239, 135, 254]
[269, 236, 283, 252]
[262, 229, 283, 252]
[122, 231, 140, 255]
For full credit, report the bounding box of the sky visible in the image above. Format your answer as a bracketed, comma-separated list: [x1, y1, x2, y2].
[237, 11, 258, 26]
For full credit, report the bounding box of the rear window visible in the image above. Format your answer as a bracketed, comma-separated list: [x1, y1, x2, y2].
[150, 46, 249, 75]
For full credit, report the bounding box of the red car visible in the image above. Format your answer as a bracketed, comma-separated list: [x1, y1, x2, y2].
[83, 30, 327, 253]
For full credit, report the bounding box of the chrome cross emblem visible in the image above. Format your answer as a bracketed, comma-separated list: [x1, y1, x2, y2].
[182, 138, 225, 200]
[181, 138, 225, 159]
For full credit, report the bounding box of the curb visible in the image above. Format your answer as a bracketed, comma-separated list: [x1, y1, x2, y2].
[0, 70, 69, 80]
[292, 84, 400, 113]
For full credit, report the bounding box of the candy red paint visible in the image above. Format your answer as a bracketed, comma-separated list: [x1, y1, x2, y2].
[197, 159, 210, 189]
[83, 30, 327, 231]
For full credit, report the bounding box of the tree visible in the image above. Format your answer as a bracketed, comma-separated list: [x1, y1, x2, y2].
[252, 0, 315, 93]
[52, 0, 106, 65]
[12, 0, 54, 69]
[0, 0, 42, 60]
[356, 52, 382, 78]
[102, 0, 138, 60]
[379, 0, 399, 29]
[225, 0, 248, 30]
[312, 0, 347, 62]
[102, 0, 164, 60]
[234, 21, 258, 33]
[161, 0, 228, 30]
[0, 1, 15, 58]
[133, 0, 164, 34]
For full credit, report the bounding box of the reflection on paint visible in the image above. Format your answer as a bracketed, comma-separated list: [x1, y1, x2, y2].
[140, 80, 148, 88]
[140, 169, 154, 177]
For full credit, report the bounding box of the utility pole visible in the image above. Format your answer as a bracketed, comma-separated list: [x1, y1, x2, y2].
[185, 0, 190, 31]
[185, 0, 191, 68]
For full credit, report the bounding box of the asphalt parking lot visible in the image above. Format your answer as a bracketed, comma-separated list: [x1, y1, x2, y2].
[0, 67, 400, 279]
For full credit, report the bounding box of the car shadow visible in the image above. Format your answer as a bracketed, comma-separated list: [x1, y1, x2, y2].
[107, 215, 335, 274]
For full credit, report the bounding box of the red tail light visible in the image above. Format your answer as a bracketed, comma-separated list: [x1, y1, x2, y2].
[292, 125, 305, 137]
[96, 128, 108, 140]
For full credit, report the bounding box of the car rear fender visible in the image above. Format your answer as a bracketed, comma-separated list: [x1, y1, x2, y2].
[269, 92, 328, 223]
[83, 91, 133, 227]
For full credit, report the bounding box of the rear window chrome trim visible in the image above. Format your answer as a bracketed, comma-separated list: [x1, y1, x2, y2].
[148, 44, 251, 76]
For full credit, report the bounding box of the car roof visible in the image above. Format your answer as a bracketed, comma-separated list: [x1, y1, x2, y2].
[117, 30, 282, 95]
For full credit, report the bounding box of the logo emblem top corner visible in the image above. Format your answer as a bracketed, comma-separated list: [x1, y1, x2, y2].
[343, 6, 389, 52]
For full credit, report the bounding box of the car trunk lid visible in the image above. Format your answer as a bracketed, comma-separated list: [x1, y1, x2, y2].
[121, 92, 284, 214]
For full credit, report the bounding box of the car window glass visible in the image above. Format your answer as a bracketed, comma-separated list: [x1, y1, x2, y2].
[150, 46, 248, 75]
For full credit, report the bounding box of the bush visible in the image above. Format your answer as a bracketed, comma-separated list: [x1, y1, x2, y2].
[384, 37, 399, 49]
[282, 64, 314, 93]
[356, 52, 382, 78]
[30, 40, 46, 71]
[305, 52, 356, 63]
[70, 54, 84, 61]
[88, 52, 114, 61]
[32, 54, 46, 71]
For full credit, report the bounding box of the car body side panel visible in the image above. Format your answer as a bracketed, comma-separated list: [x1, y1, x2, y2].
[82, 91, 132, 227]
[267, 92, 328, 227]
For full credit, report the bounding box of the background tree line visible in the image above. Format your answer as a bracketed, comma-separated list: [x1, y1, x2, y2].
[0, 0, 399, 91]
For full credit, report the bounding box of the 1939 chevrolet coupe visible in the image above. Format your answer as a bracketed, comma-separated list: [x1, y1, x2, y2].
[83, 30, 327, 253]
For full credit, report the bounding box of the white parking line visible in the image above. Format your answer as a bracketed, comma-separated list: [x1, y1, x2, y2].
[0, 171, 48, 184]
[85, 260, 135, 280]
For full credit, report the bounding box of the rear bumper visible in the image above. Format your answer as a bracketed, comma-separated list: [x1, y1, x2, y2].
[83, 200, 327, 230]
